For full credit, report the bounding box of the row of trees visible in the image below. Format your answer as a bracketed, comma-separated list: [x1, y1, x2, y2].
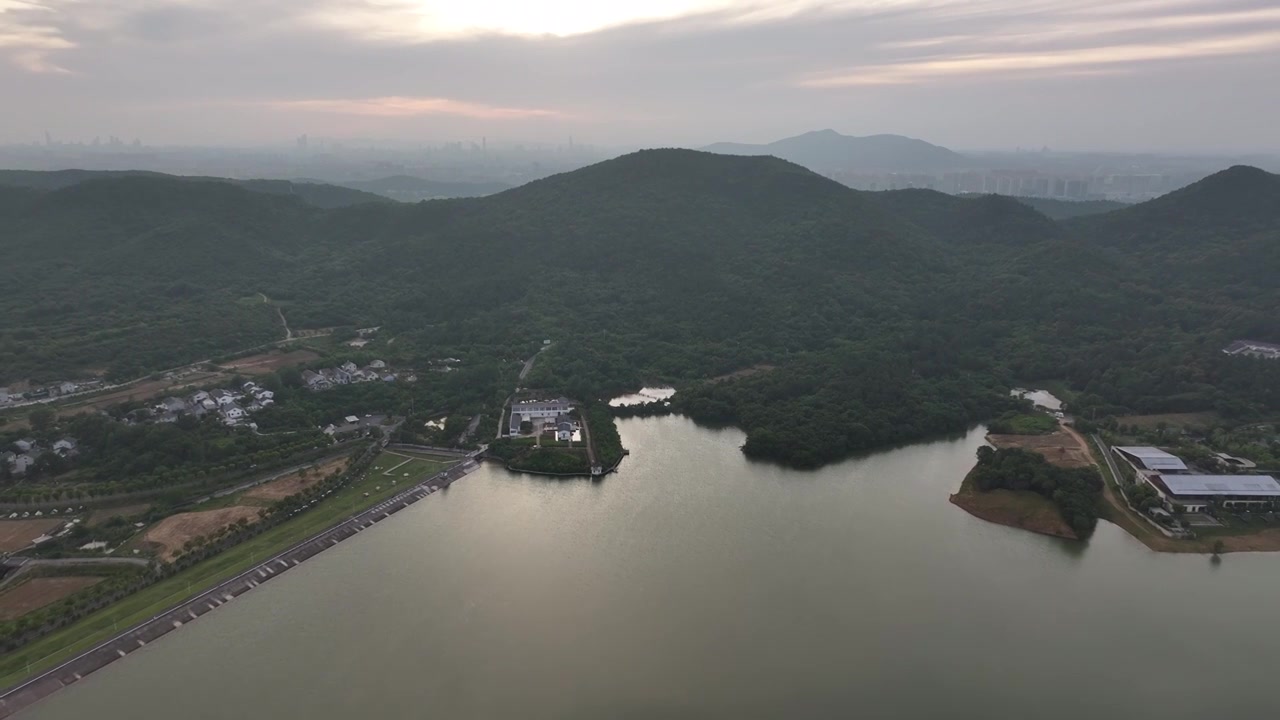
[0, 441, 379, 656]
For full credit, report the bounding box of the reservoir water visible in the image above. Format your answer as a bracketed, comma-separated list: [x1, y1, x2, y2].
[23, 415, 1280, 719]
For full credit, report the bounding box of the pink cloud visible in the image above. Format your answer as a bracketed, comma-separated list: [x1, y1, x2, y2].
[267, 95, 568, 120]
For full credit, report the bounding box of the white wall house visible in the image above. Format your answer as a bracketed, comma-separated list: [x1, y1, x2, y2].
[509, 398, 575, 435]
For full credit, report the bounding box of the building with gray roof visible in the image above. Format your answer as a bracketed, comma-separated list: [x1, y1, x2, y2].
[1114, 446, 1189, 473]
[1147, 474, 1280, 512]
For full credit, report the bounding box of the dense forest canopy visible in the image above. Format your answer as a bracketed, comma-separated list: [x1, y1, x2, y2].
[1, 151, 1277, 467]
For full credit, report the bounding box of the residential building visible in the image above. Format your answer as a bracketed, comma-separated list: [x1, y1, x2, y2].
[556, 421, 575, 442]
[158, 397, 187, 414]
[52, 438, 77, 456]
[11, 454, 34, 474]
[302, 370, 330, 389]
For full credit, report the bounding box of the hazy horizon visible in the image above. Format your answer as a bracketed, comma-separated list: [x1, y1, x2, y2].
[3, 0, 1279, 154]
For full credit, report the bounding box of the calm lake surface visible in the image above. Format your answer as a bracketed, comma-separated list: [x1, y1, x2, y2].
[24, 415, 1280, 719]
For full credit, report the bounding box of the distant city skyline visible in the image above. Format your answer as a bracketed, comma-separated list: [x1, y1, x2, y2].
[2, 1, 1278, 153]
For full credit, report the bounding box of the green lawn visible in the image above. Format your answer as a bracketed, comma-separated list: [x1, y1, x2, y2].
[0, 453, 457, 686]
[370, 452, 455, 480]
[988, 412, 1058, 435]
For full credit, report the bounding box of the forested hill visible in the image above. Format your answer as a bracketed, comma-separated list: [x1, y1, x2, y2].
[0, 169, 388, 209]
[1, 153, 1277, 467]
[336, 175, 511, 200]
[702, 130, 968, 171]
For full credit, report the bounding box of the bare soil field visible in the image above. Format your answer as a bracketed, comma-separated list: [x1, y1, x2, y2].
[0, 577, 103, 620]
[56, 372, 225, 417]
[244, 457, 349, 502]
[141, 506, 263, 562]
[988, 429, 1093, 468]
[0, 519, 64, 552]
[219, 348, 320, 376]
[86, 504, 152, 528]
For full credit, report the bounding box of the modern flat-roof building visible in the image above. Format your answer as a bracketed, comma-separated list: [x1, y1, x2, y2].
[508, 398, 575, 435]
[1113, 446, 1189, 473]
[1146, 474, 1280, 513]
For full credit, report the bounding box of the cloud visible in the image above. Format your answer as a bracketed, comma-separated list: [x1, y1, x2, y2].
[803, 28, 1280, 87]
[0, 0, 1278, 150]
[265, 95, 568, 120]
[0, 0, 75, 72]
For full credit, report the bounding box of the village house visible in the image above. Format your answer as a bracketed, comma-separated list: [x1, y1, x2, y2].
[52, 438, 77, 457]
[303, 361, 401, 391]
[302, 369, 330, 390]
[14, 439, 35, 453]
[157, 397, 188, 415]
[9, 453, 35, 475]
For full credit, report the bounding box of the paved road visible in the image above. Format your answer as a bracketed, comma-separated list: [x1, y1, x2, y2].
[0, 452, 482, 719]
[497, 343, 552, 440]
[0, 558, 153, 591]
[517, 344, 550, 382]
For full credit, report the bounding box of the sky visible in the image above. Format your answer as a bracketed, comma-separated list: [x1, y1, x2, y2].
[1, 0, 1278, 152]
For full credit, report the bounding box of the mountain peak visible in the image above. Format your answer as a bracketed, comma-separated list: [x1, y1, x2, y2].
[1113, 164, 1279, 226]
[701, 129, 966, 171]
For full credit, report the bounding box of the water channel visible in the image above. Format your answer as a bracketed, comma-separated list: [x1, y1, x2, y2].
[23, 414, 1280, 719]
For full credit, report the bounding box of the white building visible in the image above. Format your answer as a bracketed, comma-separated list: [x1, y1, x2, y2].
[556, 421, 575, 442]
[509, 398, 575, 435]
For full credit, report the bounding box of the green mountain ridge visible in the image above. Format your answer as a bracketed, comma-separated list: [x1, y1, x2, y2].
[1, 151, 1276, 467]
[0, 169, 388, 209]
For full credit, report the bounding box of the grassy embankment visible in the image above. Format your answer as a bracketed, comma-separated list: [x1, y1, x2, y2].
[988, 412, 1058, 435]
[950, 468, 1076, 539]
[0, 451, 456, 687]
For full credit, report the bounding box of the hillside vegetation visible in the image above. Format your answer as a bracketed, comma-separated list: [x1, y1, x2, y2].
[1, 151, 1277, 467]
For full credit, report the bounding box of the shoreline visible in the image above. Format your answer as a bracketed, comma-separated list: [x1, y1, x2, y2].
[0, 454, 481, 719]
[953, 423, 1280, 555]
[949, 465, 1078, 540]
